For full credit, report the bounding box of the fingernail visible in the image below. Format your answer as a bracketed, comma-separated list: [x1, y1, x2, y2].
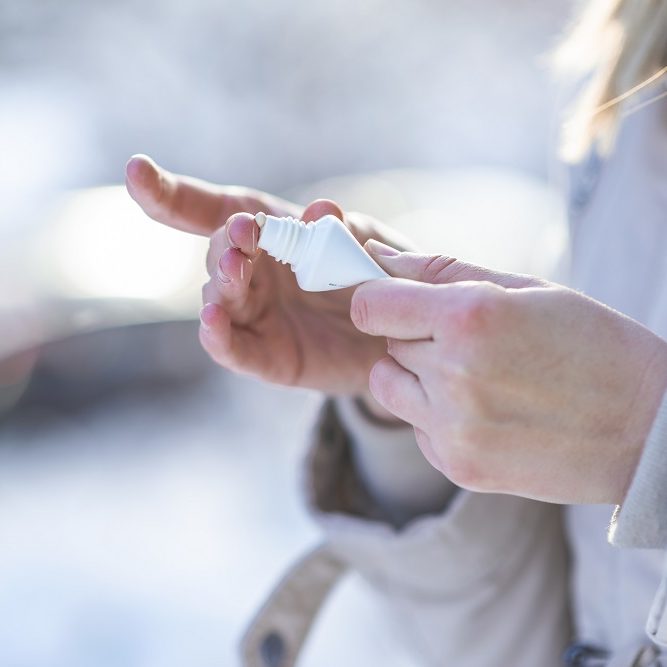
[365, 239, 401, 257]
[252, 224, 258, 253]
[199, 303, 214, 331]
[217, 258, 231, 284]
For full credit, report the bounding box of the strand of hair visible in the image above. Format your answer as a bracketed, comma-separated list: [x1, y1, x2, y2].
[592, 65, 667, 116]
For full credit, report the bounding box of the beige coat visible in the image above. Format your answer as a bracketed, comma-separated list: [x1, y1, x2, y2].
[242, 87, 667, 667]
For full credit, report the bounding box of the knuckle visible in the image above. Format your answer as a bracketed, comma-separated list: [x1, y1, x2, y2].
[437, 421, 489, 489]
[457, 420, 484, 451]
[421, 254, 459, 284]
[445, 370, 487, 417]
[456, 295, 491, 334]
[449, 284, 504, 337]
[444, 408, 485, 452]
[439, 449, 485, 490]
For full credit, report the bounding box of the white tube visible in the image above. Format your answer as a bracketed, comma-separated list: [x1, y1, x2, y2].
[255, 213, 389, 292]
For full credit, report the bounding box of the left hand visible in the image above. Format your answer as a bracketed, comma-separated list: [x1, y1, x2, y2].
[125, 156, 411, 397]
[351, 241, 667, 504]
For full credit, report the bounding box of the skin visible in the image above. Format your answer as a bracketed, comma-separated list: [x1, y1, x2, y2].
[126, 156, 667, 505]
[352, 243, 667, 505]
[125, 154, 410, 409]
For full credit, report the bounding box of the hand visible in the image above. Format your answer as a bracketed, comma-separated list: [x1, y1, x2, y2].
[351, 242, 667, 504]
[125, 155, 411, 396]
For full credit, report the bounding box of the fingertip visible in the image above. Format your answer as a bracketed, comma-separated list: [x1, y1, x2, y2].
[367, 357, 399, 412]
[351, 278, 384, 302]
[126, 153, 154, 167]
[302, 198, 344, 223]
[364, 238, 400, 258]
[226, 213, 259, 255]
[125, 154, 159, 199]
[368, 356, 387, 392]
[199, 302, 224, 331]
[351, 278, 387, 304]
[125, 153, 155, 181]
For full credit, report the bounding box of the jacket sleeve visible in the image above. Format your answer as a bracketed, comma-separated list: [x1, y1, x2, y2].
[331, 397, 458, 527]
[609, 389, 667, 549]
[607, 389, 667, 648]
[303, 398, 572, 667]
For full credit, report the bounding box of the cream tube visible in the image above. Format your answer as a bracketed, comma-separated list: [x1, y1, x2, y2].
[255, 213, 388, 292]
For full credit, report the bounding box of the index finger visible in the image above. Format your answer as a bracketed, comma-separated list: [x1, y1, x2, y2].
[125, 154, 293, 237]
[126, 155, 232, 235]
[351, 278, 439, 339]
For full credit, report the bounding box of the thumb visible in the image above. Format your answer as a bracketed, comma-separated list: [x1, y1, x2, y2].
[364, 239, 540, 289]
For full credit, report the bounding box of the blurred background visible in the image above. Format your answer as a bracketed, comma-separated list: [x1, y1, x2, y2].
[1, 1, 575, 665]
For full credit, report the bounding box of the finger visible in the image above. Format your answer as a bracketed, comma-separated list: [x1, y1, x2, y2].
[301, 199, 344, 223]
[351, 278, 439, 339]
[206, 224, 233, 276]
[226, 213, 260, 257]
[125, 154, 281, 238]
[215, 248, 253, 293]
[199, 303, 238, 370]
[199, 303, 263, 374]
[368, 356, 428, 426]
[386, 338, 434, 375]
[202, 249, 255, 323]
[364, 242, 540, 289]
[126, 155, 232, 236]
[206, 216, 257, 276]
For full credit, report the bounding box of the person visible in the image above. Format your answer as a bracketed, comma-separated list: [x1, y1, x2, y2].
[125, 0, 667, 664]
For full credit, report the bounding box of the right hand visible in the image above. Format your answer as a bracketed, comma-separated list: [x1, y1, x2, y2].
[351, 247, 667, 503]
[125, 155, 411, 395]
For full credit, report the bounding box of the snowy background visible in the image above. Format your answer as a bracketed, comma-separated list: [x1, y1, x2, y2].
[0, 1, 574, 665]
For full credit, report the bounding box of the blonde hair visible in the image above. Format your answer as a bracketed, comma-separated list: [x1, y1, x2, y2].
[555, 0, 667, 162]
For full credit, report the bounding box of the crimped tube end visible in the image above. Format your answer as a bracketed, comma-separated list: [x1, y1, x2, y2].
[255, 212, 267, 229]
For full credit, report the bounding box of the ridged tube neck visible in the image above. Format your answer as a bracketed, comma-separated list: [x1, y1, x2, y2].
[256, 214, 312, 267]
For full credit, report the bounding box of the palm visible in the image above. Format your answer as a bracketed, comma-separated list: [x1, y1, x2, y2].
[125, 155, 404, 394]
[243, 251, 385, 393]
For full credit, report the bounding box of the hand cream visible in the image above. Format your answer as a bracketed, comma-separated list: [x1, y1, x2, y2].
[255, 213, 388, 292]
